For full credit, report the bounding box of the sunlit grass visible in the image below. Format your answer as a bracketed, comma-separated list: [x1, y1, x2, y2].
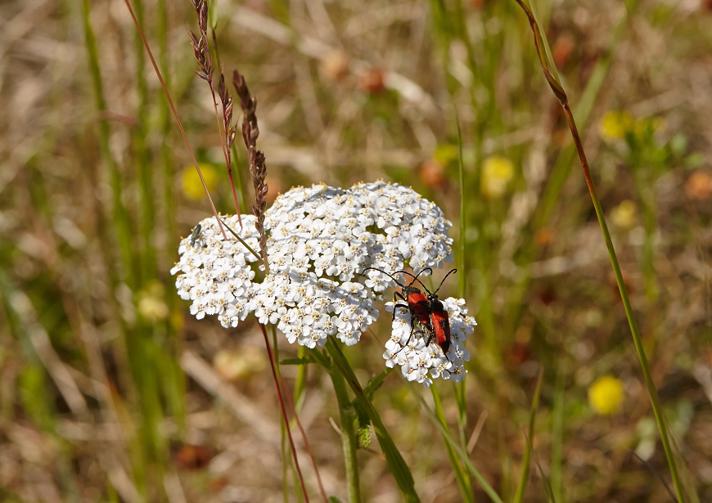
[1, 0, 709, 500]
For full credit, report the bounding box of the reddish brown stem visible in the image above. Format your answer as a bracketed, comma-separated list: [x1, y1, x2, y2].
[122, 0, 226, 239]
[259, 324, 310, 502]
[277, 368, 328, 501]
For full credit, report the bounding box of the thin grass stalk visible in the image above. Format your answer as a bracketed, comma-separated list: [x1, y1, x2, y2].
[506, 0, 639, 334]
[454, 118, 470, 455]
[430, 386, 473, 503]
[514, 1, 686, 501]
[269, 327, 328, 502]
[260, 324, 310, 501]
[284, 387, 326, 499]
[293, 346, 308, 409]
[81, 0, 136, 286]
[513, 369, 543, 503]
[189, 0, 242, 221]
[230, 143, 250, 214]
[632, 169, 659, 303]
[156, 0, 187, 433]
[329, 370, 361, 503]
[83, 0, 158, 480]
[271, 325, 295, 502]
[414, 392, 503, 503]
[157, 0, 177, 267]
[131, 0, 156, 283]
[551, 365, 565, 503]
[456, 0, 498, 351]
[325, 339, 418, 502]
[122, 0, 226, 239]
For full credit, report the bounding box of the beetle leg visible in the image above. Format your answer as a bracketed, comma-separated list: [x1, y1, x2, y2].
[392, 315, 417, 357]
[392, 292, 408, 321]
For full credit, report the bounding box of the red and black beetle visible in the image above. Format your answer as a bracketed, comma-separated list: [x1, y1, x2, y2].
[362, 267, 457, 358]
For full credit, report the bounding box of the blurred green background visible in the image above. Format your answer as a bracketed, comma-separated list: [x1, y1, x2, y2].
[1, 0, 711, 501]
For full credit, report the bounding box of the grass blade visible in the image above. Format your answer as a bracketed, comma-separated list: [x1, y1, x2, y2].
[329, 370, 362, 503]
[513, 369, 543, 503]
[414, 392, 503, 503]
[513, 1, 687, 500]
[431, 385, 473, 503]
[325, 339, 419, 502]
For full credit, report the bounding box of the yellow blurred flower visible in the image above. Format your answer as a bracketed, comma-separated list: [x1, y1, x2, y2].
[610, 200, 637, 230]
[181, 163, 218, 201]
[588, 375, 624, 415]
[137, 281, 169, 322]
[599, 111, 634, 140]
[481, 156, 514, 199]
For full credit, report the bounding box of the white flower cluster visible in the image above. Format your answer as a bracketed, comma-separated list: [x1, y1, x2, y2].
[265, 181, 452, 292]
[253, 272, 378, 348]
[383, 298, 475, 386]
[170, 215, 261, 328]
[171, 182, 469, 368]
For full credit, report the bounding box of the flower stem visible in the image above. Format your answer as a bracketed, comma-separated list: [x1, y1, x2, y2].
[325, 339, 419, 502]
[259, 324, 310, 501]
[513, 369, 543, 503]
[430, 386, 473, 503]
[514, 1, 686, 500]
[413, 392, 503, 503]
[329, 370, 361, 503]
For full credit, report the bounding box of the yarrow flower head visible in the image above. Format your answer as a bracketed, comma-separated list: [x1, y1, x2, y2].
[170, 214, 261, 328]
[384, 297, 475, 386]
[171, 181, 474, 384]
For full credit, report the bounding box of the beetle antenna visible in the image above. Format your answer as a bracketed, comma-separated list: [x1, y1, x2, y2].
[392, 267, 433, 292]
[359, 267, 406, 288]
[432, 268, 457, 296]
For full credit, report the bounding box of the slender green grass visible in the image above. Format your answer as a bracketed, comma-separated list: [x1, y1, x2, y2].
[414, 392, 503, 503]
[329, 370, 362, 502]
[513, 370, 543, 503]
[550, 365, 565, 503]
[325, 339, 418, 502]
[158, 0, 177, 264]
[514, 1, 687, 500]
[431, 385, 473, 502]
[506, 0, 640, 334]
[454, 116, 472, 488]
[131, 0, 156, 284]
[156, 0, 187, 436]
[81, 0, 135, 286]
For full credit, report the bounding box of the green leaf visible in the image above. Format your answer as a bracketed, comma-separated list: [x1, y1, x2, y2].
[363, 368, 393, 400]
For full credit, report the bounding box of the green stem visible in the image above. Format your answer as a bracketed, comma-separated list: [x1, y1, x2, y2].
[294, 346, 308, 410]
[325, 339, 419, 502]
[157, 0, 177, 264]
[506, 0, 639, 336]
[81, 0, 135, 287]
[329, 370, 361, 503]
[132, 0, 156, 284]
[431, 386, 473, 502]
[414, 392, 503, 503]
[513, 370, 543, 503]
[635, 177, 659, 303]
[260, 325, 309, 501]
[551, 365, 565, 503]
[514, 2, 686, 500]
